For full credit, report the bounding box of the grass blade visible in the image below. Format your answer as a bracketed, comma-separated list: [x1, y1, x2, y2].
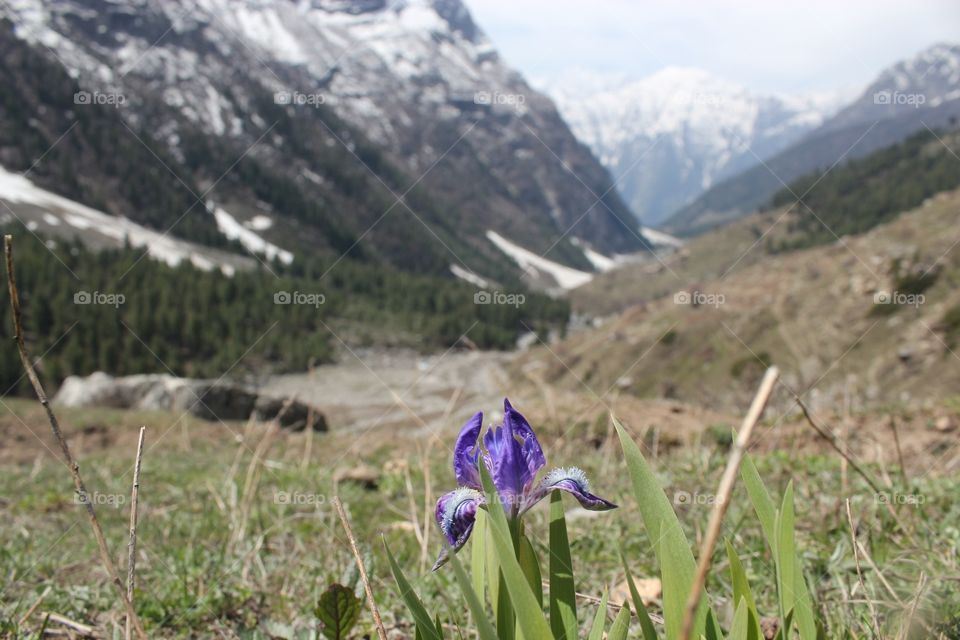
[549, 492, 578, 640]
[621, 552, 658, 640]
[384, 543, 442, 640]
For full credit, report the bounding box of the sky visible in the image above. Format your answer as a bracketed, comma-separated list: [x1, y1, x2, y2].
[463, 0, 960, 95]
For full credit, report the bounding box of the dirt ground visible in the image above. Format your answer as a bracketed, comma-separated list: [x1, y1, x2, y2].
[2, 349, 957, 479]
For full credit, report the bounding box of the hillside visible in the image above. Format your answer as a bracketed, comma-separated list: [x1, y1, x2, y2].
[530, 187, 960, 412]
[0, 229, 571, 395]
[768, 128, 960, 249]
[663, 42, 960, 236]
[0, 0, 648, 286]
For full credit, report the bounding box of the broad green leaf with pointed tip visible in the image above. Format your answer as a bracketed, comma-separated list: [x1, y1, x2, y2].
[608, 603, 631, 640]
[471, 510, 488, 604]
[519, 533, 543, 607]
[447, 538, 499, 640]
[729, 598, 749, 640]
[587, 590, 609, 640]
[725, 539, 763, 640]
[480, 464, 553, 640]
[616, 417, 708, 639]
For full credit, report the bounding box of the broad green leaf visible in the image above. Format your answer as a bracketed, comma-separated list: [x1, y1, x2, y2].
[729, 598, 749, 640]
[740, 454, 777, 545]
[384, 543, 442, 640]
[615, 417, 708, 639]
[777, 482, 797, 637]
[742, 458, 817, 640]
[315, 583, 361, 640]
[550, 492, 578, 640]
[519, 533, 543, 607]
[447, 540, 499, 640]
[480, 464, 553, 640]
[587, 590, 609, 640]
[725, 540, 762, 640]
[608, 603, 631, 640]
[621, 552, 658, 640]
[704, 609, 722, 640]
[471, 510, 488, 604]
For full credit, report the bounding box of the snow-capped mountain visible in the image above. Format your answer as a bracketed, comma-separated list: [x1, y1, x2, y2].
[664, 42, 960, 236]
[0, 0, 645, 286]
[823, 42, 960, 131]
[545, 67, 850, 225]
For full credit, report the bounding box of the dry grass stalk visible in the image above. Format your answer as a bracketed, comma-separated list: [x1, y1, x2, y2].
[126, 426, 146, 640]
[4, 235, 148, 640]
[678, 366, 779, 640]
[333, 496, 388, 640]
[846, 499, 883, 637]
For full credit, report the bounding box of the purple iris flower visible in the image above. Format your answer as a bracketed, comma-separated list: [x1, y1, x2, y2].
[433, 399, 616, 570]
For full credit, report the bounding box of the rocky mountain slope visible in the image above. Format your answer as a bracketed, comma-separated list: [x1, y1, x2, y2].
[663, 42, 960, 236]
[547, 67, 847, 226]
[0, 0, 646, 287]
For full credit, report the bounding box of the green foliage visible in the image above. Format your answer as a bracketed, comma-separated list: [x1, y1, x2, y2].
[387, 417, 826, 640]
[0, 231, 568, 394]
[768, 128, 960, 251]
[314, 584, 361, 640]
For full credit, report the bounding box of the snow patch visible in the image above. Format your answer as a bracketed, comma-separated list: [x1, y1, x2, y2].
[212, 205, 293, 265]
[640, 227, 684, 248]
[450, 264, 489, 288]
[0, 165, 241, 275]
[486, 230, 593, 290]
[570, 238, 615, 272]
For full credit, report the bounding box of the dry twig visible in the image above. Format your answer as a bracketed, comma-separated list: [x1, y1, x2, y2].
[126, 426, 146, 640]
[333, 496, 388, 640]
[679, 366, 779, 640]
[4, 235, 148, 640]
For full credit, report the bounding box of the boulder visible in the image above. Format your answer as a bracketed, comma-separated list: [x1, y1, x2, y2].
[54, 372, 326, 431]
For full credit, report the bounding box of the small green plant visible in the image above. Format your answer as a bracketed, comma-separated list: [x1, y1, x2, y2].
[386, 399, 822, 639]
[315, 584, 361, 640]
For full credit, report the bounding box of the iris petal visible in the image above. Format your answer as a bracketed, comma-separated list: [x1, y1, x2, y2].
[524, 467, 617, 514]
[453, 412, 483, 489]
[503, 398, 546, 493]
[432, 488, 483, 570]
